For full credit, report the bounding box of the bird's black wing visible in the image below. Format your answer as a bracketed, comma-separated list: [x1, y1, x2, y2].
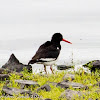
[28, 41, 60, 64]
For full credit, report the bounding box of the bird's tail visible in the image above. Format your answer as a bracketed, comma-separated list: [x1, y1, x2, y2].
[28, 60, 36, 65]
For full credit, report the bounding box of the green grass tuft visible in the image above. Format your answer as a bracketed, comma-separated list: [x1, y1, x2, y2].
[0, 67, 100, 100]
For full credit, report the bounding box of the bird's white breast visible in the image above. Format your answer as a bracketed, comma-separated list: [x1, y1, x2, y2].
[37, 58, 57, 66]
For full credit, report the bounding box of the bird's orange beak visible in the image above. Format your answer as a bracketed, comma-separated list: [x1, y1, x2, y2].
[62, 39, 72, 44]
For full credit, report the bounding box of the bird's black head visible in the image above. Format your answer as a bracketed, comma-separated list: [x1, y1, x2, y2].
[51, 33, 63, 43]
[51, 33, 72, 44]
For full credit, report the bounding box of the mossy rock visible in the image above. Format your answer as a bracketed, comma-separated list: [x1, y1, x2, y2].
[83, 60, 100, 73]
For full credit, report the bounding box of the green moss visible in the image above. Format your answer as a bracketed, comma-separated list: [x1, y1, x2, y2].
[38, 84, 65, 99]
[0, 67, 100, 100]
[32, 71, 65, 86]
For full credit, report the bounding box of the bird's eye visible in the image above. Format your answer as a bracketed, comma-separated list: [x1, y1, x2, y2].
[57, 47, 59, 50]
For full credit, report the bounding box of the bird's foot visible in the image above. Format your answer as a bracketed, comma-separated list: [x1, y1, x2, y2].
[50, 66, 54, 74]
[44, 65, 47, 74]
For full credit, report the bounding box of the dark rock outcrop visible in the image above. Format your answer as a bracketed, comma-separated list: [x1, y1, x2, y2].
[2, 54, 32, 72]
[83, 60, 100, 73]
[57, 65, 73, 70]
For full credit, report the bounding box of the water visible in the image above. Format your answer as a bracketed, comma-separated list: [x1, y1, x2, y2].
[0, 42, 100, 73]
[0, 32, 100, 73]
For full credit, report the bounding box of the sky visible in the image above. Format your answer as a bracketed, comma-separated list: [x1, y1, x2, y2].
[0, 0, 100, 50]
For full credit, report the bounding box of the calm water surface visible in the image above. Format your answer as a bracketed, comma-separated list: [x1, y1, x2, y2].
[0, 42, 100, 73]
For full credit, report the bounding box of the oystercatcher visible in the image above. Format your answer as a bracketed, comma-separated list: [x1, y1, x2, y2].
[28, 33, 72, 74]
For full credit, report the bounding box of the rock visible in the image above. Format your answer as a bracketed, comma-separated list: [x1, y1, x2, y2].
[0, 68, 23, 78]
[47, 82, 57, 86]
[2, 54, 32, 72]
[2, 86, 31, 96]
[60, 89, 84, 100]
[96, 81, 100, 87]
[15, 80, 40, 88]
[31, 93, 40, 98]
[0, 68, 12, 74]
[45, 99, 52, 100]
[57, 65, 73, 70]
[88, 98, 93, 100]
[37, 84, 51, 92]
[93, 81, 100, 87]
[83, 60, 100, 72]
[95, 88, 100, 94]
[57, 80, 87, 89]
[0, 74, 9, 81]
[2, 86, 41, 98]
[63, 74, 75, 81]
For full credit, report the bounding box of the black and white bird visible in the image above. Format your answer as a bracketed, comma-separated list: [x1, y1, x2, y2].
[28, 33, 72, 74]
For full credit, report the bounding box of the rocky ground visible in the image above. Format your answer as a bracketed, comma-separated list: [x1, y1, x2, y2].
[0, 54, 100, 100]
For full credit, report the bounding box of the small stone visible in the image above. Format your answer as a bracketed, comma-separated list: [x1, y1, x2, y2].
[2, 86, 41, 98]
[15, 80, 40, 88]
[95, 88, 100, 93]
[37, 84, 51, 92]
[57, 65, 73, 70]
[0, 74, 9, 81]
[88, 98, 93, 100]
[60, 89, 84, 100]
[94, 81, 100, 87]
[57, 81, 86, 89]
[2, 86, 31, 96]
[31, 93, 40, 98]
[63, 74, 75, 80]
[47, 82, 57, 86]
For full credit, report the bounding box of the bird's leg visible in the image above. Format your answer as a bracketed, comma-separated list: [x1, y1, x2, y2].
[44, 65, 47, 74]
[50, 66, 54, 74]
